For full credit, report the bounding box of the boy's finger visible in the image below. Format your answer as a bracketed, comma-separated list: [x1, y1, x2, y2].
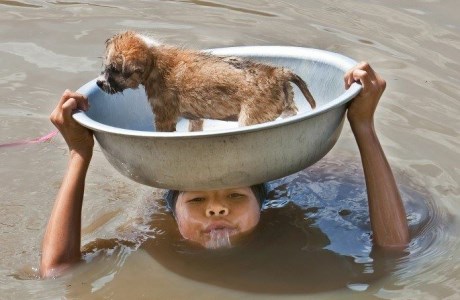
[57, 89, 74, 107]
[357, 61, 378, 82]
[72, 94, 89, 111]
[61, 98, 78, 121]
[57, 90, 88, 110]
[356, 61, 370, 71]
[352, 69, 370, 91]
[344, 67, 356, 89]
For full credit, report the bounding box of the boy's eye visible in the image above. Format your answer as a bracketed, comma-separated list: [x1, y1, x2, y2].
[228, 193, 244, 199]
[187, 197, 205, 203]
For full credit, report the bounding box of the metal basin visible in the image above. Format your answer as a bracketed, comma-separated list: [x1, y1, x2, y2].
[73, 46, 361, 191]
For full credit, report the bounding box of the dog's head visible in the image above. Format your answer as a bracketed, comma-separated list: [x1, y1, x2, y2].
[97, 31, 154, 94]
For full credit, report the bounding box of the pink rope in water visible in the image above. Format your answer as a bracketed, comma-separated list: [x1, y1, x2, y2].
[0, 130, 59, 148]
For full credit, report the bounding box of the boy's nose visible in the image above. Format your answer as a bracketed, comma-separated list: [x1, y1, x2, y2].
[206, 206, 229, 217]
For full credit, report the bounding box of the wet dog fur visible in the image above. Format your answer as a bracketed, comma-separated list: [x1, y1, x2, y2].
[97, 31, 316, 132]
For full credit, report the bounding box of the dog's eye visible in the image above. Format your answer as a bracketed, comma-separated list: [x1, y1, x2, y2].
[123, 67, 142, 77]
[108, 65, 121, 74]
[122, 70, 133, 77]
[133, 67, 144, 74]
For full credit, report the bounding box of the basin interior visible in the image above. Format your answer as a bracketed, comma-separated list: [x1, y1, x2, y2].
[82, 49, 348, 133]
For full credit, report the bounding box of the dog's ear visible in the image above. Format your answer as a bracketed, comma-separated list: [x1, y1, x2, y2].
[105, 32, 121, 47]
[105, 37, 112, 47]
[121, 56, 129, 76]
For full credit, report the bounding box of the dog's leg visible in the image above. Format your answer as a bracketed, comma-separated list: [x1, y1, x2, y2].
[280, 81, 298, 118]
[238, 105, 251, 126]
[188, 119, 204, 132]
[150, 95, 179, 132]
[153, 107, 178, 132]
[238, 103, 279, 127]
[280, 107, 297, 118]
[155, 120, 176, 132]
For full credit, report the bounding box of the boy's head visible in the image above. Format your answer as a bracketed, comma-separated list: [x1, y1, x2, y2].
[164, 184, 267, 248]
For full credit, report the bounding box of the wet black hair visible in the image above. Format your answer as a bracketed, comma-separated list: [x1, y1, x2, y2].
[164, 183, 268, 213]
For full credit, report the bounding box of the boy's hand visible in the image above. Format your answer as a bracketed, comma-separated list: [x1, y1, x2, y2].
[50, 90, 94, 159]
[344, 62, 386, 127]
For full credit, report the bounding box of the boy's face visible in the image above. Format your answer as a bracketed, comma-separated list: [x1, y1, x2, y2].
[174, 187, 261, 248]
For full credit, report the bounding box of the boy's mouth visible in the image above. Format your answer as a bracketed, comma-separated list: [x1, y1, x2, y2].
[201, 222, 239, 249]
[204, 228, 236, 249]
[203, 222, 237, 234]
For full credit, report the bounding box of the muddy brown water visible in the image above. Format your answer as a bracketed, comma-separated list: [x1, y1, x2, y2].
[0, 0, 459, 299]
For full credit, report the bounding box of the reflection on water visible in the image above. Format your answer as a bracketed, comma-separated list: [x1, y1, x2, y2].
[0, 0, 459, 299]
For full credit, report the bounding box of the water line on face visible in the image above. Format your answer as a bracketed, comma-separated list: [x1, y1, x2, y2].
[205, 229, 232, 249]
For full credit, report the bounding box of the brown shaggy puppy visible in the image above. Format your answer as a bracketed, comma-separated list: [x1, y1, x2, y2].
[97, 31, 316, 132]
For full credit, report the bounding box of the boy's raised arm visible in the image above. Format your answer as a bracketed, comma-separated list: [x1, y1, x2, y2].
[40, 91, 94, 278]
[345, 62, 409, 248]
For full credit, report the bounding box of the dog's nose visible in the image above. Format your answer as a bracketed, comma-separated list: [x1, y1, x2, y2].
[96, 80, 104, 88]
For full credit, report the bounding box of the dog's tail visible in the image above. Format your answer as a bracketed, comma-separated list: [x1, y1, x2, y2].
[288, 73, 316, 109]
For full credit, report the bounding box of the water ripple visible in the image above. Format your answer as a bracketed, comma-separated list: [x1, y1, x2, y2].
[0, 0, 40, 8]
[0, 42, 96, 73]
[176, 0, 278, 17]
